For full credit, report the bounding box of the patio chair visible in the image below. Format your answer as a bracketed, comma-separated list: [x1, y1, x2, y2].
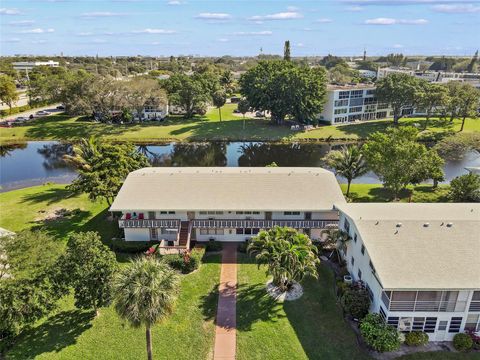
[125, 213, 131, 220]
[138, 213, 144, 220]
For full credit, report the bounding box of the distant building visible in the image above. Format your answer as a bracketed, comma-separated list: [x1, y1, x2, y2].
[358, 69, 377, 79]
[335, 203, 480, 342]
[318, 84, 393, 125]
[377, 67, 480, 86]
[12, 60, 59, 71]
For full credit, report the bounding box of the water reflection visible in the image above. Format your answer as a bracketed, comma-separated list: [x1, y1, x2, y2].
[0, 143, 28, 157]
[37, 143, 73, 170]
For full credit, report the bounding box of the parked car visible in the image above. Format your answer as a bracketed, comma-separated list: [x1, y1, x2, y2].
[15, 116, 28, 122]
[233, 109, 240, 114]
[36, 110, 50, 116]
[255, 111, 264, 117]
[56, 105, 65, 110]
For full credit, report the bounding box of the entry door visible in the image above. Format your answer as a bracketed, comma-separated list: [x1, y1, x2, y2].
[305, 212, 312, 220]
[187, 211, 195, 220]
[265, 212, 272, 220]
[435, 320, 448, 341]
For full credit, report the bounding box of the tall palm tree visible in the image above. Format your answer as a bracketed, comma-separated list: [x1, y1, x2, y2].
[63, 136, 101, 171]
[320, 227, 351, 262]
[248, 226, 319, 292]
[324, 145, 369, 197]
[113, 258, 180, 360]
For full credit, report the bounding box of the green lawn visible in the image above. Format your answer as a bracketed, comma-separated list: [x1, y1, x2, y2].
[236, 254, 370, 360]
[6, 253, 221, 360]
[1, 103, 478, 144]
[343, 184, 451, 203]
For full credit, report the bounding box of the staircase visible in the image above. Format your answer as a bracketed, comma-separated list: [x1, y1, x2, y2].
[178, 221, 191, 247]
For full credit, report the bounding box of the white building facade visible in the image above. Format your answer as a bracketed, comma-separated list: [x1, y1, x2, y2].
[12, 60, 59, 71]
[318, 85, 393, 125]
[110, 167, 345, 250]
[335, 203, 480, 341]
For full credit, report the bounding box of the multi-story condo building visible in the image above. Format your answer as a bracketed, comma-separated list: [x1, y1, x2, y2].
[12, 60, 59, 71]
[335, 203, 480, 341]
[110, 167, 345, 251]
[318, 84, 393, 125]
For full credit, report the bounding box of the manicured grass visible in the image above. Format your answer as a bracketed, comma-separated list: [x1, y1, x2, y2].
[342, 184, 451, 203]
[236, 254, 370, 360]
[0, 184, 117, 243]
[6, 253, 221, 360]
[1, 103, 478, 144]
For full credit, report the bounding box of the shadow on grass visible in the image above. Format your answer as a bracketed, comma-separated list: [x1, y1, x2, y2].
[21, 187, 74, 205]
[283, 266, 370, 360]
[7, 310, 94, 359]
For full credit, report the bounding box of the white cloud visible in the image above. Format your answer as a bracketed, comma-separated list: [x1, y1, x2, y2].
[217, 38, 229, 42]
[316, 18, 333, 23]
[432, 4, 480, 13]
[167, 0, 182, 4]
[76, 32, 94, 36]
[131, 28, 176, 34]
[0, 8, 21, 15]
[9, 20, 35, 26]
[232, 31, 273, 36]
[287, 6, 299, 11]
[393, 44, 404, 48]
[364, 17, 428, 25]
[296, 42, 305, 47]
[19, 28, 55, 34]
[195, 13, 232, 20]
[248, 12, 303, 21]
[92, 39, 107, 43]
[80, 12, 125, 18]
[1, 38, 21, 43]
[31, 39, 48, 44]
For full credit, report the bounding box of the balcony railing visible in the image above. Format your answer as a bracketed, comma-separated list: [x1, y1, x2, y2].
[469, 301, 480, 312]
[191, 219, 338, 229]
[119, 219, 180, 229]
[389, 300, 467, 312]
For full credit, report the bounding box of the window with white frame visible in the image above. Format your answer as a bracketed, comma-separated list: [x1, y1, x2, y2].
[150, 228, 158, 240]
[465, 314, 480, 331]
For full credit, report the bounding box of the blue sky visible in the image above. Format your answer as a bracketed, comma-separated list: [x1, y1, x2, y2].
[1, 0, 479, 57]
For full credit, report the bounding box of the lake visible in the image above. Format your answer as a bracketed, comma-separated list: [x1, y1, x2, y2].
[1, 141, 479, 192]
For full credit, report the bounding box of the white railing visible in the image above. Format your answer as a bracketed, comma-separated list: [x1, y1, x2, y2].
[191, 219, 338, 229]
[118, 219, 180, 229]
[469, 301, 480, 312]
[389, 300, 467, 312]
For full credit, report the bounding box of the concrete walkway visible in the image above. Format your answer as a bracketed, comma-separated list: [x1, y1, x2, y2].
[213, 243, 237, 360]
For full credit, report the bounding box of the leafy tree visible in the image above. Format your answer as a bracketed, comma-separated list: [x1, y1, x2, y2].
[467, 50, 478, 73]
[376, 73, 419, 125]
[385, 53, 406, 67]
[434, 133, 480, 160]
[114, 258, 180, 360]
[237, 98, 250, 130]
[66, 138, 150, 205]
[123, 78, 167, 121]
[444, 81, 463, 121]
[319, 54, 346, 69]
[328, 64, 360, 84]
[415, 82, 449, 129]
[163, 73, 210, 118]
[449, 173, 480, 202]
[356, 60, 378, 72]
[411, 149, 445, 188]
[0, 74, 18, 113]
[59, 232, 117, 315]
[247, 226, 320, 292]
[363, 127, 445, 198]
[429, 56, 456, 71]
[0, 230, 61, 280]
[456, 83, 480, 132]
[212, 90, 226, 122]
[219, 70, 235, 96]
[324, 145, 368, 197]
[284, 40, 291, 61]
[239, 60, 327, 124]
[360, 313, 401, 352]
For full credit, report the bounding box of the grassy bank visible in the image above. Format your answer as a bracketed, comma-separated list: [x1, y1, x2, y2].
[1, 103, 478, 144]
[343, 183, 451, 203]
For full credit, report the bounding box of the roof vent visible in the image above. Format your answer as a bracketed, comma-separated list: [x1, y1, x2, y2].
[423, 223, 430, 227]
[396, 223, 402, 227]
[446, 222, 453, 227]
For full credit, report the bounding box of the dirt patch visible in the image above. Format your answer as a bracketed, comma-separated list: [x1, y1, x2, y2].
[35, 207, 80, 222]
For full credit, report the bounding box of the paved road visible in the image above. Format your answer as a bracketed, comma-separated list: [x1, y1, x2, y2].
[0, 103, 62, 123]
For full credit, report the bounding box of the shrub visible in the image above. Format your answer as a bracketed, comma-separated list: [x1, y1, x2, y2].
[237, 242, 248, 253]
[110, 239, 159, 253]
[161, 248, 205, 274]
[453, 333, 473, 351]
[360, 313, 401, 352]
[405, 331, 429, 346]
[205, 241, 223, 252]
[466, 329, 480, 350]
[341, 286, 370, 320]
[336, 281, 349, 297]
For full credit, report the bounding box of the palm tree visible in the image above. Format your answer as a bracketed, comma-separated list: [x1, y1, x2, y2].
[247, 226, 319, 292]
[320, 226, 351, 262]
[324, 145, 368, 197]
[63, 136, 101, 171]
[113, 258, 180, 360]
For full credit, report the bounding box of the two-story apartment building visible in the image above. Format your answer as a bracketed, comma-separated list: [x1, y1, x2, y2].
[110, 167, 345, 250]
[335, 203, 480, 341]
[318, 84, 394, 125]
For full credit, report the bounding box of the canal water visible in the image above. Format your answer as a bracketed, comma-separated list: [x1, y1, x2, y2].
[1, 141, 479, 192]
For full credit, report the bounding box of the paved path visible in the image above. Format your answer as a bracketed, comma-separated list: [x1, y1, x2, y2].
[213, 243, 237, 360]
